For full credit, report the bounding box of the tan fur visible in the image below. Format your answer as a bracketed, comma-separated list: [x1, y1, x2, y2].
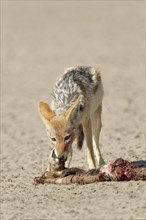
[49, 117, 69, 155]
[39, 101, 55, 121]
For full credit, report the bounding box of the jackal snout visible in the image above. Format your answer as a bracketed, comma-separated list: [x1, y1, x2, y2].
[52, 148, 66, 164]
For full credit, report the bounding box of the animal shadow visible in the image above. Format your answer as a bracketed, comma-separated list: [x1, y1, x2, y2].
[132, 160, 146, 168]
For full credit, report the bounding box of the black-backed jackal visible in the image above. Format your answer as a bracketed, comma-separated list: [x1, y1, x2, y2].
[39, 66, 105, 169]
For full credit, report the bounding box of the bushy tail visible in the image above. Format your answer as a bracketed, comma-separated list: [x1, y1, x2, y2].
[77, 124, 84, 150]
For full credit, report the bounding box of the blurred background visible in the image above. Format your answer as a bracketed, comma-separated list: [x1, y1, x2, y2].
[1, 1, 145, 170]
[1, 2, 145, 220]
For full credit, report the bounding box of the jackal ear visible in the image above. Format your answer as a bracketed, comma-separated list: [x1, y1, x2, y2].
[38, 101, 55, 122]
[65, 97, 84, 127]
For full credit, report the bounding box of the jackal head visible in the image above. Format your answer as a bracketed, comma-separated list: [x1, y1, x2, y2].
[38, 97, 84, 162]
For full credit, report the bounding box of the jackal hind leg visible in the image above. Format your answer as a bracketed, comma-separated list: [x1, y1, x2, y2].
[91, 105, 105, 167]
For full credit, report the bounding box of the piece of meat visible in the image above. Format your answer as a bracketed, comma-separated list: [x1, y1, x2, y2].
[33, 158, 146, 185]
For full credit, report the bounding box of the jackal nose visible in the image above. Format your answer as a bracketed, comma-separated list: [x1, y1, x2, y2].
[58, 154, 64, 160]
[58, 154, 65, 162]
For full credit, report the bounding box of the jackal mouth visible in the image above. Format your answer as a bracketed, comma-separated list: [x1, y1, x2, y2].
[52, 149, 57, 158]
[52, 149, 66, 167]
[52, 162, 65, 171]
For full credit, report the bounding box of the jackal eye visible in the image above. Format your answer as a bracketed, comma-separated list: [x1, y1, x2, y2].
[51, 137, 56, 142]
[64, 135, 71, 141]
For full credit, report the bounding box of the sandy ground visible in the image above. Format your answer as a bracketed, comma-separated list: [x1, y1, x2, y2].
[1, 1, 145, 220]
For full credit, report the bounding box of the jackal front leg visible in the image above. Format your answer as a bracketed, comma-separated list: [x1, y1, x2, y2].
[91, 105, 105, 167]
[65, 147, 73, 168]
[83, 119, 96, 169]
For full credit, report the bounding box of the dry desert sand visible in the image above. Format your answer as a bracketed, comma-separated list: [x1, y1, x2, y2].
[1, 1, 145, 220]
